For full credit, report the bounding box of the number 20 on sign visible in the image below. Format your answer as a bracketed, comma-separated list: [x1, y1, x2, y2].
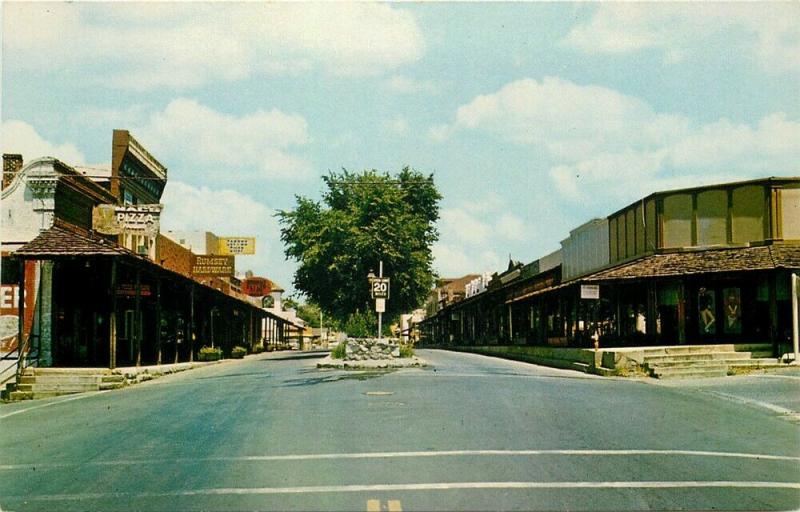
[371, 278, 390, 299]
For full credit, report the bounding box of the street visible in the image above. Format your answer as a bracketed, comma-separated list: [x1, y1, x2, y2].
[1, 350, 799, 511]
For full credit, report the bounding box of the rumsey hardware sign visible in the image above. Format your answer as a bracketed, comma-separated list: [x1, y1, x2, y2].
[92, 204, 162, 237]
[191, 255, 235, 277]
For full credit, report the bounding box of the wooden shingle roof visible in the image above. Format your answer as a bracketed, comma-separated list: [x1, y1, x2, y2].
[584, 244, 800, 282]
[15, 226, 132, 257]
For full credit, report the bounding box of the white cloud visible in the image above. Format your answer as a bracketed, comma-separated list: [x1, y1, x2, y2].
[447, 77, 687, 160]
[383, 75, 440, 95]
[160, 181, 289, 285]
[564, 4, 800, 73]
[496, 214, 526, 242]
[137, 98, 313, 182]
[439, 208, 492, 246]
[432, 243, 501, 278]
[434, 199, 528, 276]
[382, 116, 410, 136]
[1, 120, 86, 165]
[434, 77, 800, 207]
[4, 3, 425, 90]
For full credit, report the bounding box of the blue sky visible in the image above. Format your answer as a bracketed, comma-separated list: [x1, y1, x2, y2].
[3, 2, 799, 296]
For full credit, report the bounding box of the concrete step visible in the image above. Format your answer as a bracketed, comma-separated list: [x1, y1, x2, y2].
[646, 358, 757, 369]
[652, 366, 729, 379]
[644, 352, 751, 364]
[99, 382, 125, 391]
[29, 368, 113, 376]
[17, 383, 99, 393]
[638, 343, 772, 357]
[572, 362, 591, 373]
[22, 375, 103, 385]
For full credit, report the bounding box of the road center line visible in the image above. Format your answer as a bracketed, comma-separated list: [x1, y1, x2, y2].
[7, 481, 800, 502]
[2, 449, 797, 471]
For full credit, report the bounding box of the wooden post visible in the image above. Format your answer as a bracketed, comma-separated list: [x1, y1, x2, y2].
[109, 259, 117, 369]
[16, 258, 26, 381]
[156, 277, 162, 365]
[134, 268, 141, 367]
[189, 284, 195, 363]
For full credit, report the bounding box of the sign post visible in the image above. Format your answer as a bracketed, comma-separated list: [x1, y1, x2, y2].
[369, 261, 390, 340]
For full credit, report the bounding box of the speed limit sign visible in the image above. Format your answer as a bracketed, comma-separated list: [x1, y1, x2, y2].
[371, 278, 390, 299]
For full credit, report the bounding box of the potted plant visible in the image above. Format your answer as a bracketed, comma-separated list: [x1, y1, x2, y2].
[231, 346, 247, 359]
[198, 346, 222, 361]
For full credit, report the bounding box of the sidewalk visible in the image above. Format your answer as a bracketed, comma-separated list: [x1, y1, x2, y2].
[652, 368, 800, 422]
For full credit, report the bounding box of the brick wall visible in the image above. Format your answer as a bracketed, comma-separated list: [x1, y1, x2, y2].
[156, 234, 194, 278]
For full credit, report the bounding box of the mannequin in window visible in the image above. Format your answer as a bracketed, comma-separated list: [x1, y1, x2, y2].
[699, 288, 715, 334]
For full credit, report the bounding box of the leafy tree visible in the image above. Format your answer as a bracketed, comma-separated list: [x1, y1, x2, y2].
[296, 302, 321, 328]
[278, 167, 441, 324]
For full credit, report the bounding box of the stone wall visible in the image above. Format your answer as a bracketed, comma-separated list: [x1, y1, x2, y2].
[345, 338, 400, 361]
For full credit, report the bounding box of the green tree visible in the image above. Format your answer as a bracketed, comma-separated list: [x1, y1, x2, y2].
[278, 167, 441, 324]
[296, 302, 321, 328]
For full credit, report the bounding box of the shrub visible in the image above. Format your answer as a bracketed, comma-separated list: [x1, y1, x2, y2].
[253, 344, 264, 354]
[198, 346, 222, 361]
[331, 342, 347, 359]
[343, 310, 376, 338]
[399, 344, 414, 358]
[231, 346, 247, 359]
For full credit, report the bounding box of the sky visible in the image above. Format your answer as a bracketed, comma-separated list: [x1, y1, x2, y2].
[2, 2, 799, 297]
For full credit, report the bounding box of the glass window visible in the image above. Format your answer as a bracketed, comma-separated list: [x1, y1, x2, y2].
[696, 189, 728, 246]
[645, 199, 657, 252]
[609, 217, 618, 262]
[698, 288, 717, 335]
[780, 188, 800, 240]
[722, 287, 742, 334]
[731, 185, 765, 243]
[662, 194, 692, 248]
[626, 209, 636, 258]
[635, 203, 645, 255]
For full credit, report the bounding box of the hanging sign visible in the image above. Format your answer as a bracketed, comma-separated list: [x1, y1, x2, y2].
[217, 237, 256, 255]
[92, 204, 162, 236]
[375, 298, 386, 313]
[580, 284, 600, 300]
[115, 284, 152, 297]
[191, 255, 235, 277]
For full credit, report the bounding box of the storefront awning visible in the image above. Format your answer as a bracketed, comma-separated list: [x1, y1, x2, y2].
[14, 225, 132, 258]
[583, 244, 800, 283]
[14, 225, 285, 320]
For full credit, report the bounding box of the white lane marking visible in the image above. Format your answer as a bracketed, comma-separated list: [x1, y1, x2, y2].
[755, 374, 800, 382]
[0, 391, 109, 420]
[8, 481, 800, 501]
[704, 390, 797, 416]
[2, 449, 797, 470]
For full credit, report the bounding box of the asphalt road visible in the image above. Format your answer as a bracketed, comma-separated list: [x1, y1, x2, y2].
[1, 349, 798, 511]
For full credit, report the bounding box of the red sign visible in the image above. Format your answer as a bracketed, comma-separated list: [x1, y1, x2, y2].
[242, 277, 271, 297]
[116, 284, 152, 297]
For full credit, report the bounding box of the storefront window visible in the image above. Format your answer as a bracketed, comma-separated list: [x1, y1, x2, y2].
[722, 287, 742, 334]
[698, 287, 716, 335]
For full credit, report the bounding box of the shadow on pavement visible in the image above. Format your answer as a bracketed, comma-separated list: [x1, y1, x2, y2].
[280, 371, 392, 387]
[263, 352, 330, 361]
